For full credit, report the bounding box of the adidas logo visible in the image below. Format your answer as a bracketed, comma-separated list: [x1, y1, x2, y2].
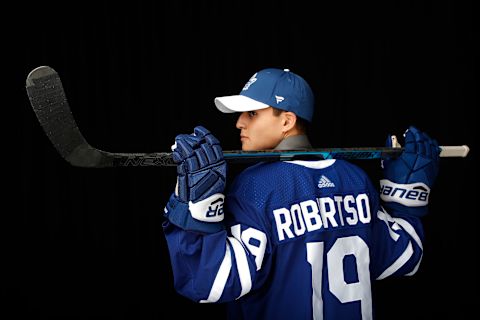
[318, 175, 335, 188]
[275, 95, 285, 104]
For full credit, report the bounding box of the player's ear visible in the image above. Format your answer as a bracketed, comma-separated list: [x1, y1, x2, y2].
[282, 112, 297, 132]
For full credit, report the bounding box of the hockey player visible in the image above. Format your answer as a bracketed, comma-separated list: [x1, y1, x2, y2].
[162, 68, 440, 319]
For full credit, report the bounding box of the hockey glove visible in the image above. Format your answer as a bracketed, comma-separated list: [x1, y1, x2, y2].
[380, 126, 440, 217]
[164, 126, 226, 233]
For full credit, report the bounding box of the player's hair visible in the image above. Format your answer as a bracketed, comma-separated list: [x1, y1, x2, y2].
[272, 107, 309, 134]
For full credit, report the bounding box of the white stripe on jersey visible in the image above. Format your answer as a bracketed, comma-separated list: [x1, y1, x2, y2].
[377, 209, 401, 241]
[228, 236, 253, 299]
[395, 218, 423, 276]
[376, 241, 414, 280]
[376, 208, 424, 279]
[200, 242, 232, 303]
[394, 217, 424, 250]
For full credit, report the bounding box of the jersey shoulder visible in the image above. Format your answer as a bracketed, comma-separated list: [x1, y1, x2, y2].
[230, 160, 373, 187]
[227, 161, 280, 194]
[332, 159, 373, 183]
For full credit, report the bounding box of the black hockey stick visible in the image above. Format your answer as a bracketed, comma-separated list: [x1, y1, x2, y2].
[25, 66, 470, 168]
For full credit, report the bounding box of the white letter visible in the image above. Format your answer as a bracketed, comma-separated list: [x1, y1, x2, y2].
[318, 197, 338, 228]
[291, 204, 306, 236]
[356, 194, 371, 224]
[333, 196, 345, 226]
[344, 195, 358, 225]
[273, 208, 294, 241]
[301, 200, 322, 232]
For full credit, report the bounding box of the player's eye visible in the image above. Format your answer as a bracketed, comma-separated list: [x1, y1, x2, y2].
[248, 111, 257, 117]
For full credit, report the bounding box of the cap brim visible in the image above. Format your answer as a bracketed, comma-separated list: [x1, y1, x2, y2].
[214, 95, 270, 113]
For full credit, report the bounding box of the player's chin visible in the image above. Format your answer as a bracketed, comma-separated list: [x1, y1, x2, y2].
[241, 142, 254, 151]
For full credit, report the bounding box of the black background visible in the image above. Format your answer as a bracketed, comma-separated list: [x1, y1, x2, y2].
[8, 0, 478, 319]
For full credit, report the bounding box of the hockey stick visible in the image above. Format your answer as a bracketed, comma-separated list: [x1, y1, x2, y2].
[25, 66, 470, 168]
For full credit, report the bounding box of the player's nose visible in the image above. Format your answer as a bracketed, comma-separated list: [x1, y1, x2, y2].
[236, 112, 248, 129]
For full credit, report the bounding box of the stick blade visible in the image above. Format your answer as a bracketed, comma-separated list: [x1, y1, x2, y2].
[25, 66, 108, 167]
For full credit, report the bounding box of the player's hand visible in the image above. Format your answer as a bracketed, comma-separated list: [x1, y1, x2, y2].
[164, 126, 226, 233]
[173, 125, 226, 205]
[380, 126, 440, 217]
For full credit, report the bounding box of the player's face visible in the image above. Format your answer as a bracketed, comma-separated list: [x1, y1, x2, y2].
[236, 107, 285, 151]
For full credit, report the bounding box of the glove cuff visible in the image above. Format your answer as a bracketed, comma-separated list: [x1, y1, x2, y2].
[164, 193, 225, 234]
[189, 193, 225, 222]
[379, 179, 430, 217]
[380, 179, 430, 206]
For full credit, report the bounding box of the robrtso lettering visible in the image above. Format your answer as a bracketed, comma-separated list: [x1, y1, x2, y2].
[273, 193, 371, 241]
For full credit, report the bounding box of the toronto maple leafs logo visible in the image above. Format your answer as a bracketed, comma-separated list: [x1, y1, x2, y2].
[242, 73, 258, 91]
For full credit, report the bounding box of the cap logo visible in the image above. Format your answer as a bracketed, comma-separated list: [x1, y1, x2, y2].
[242, 73, 258, 91]
[275, 95, 284, 104]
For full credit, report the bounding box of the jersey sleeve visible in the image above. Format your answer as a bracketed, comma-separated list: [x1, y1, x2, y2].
[162, 166, 273, 303]
[367, 177, 425, 280]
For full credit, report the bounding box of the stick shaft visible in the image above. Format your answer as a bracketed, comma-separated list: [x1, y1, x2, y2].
[104, 148, 396, 167]
[439, 145, 470, 157]
[223, 145, 469, 162]
[102, 145, 467, 167]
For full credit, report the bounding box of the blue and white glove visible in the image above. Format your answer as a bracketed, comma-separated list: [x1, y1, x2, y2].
[164, 126, 227, 233]
[380, 126, 440, 217]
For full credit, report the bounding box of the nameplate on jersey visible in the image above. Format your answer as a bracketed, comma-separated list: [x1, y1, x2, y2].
[272, 193, 372, 242]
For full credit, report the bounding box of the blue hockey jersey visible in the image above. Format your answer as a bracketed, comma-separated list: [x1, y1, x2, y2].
[163, 159, 424, 320]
